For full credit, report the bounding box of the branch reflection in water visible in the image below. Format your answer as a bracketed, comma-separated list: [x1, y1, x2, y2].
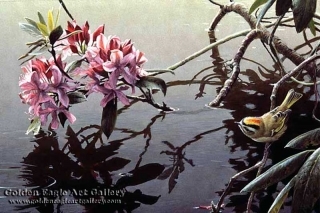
[19, 120, 166, 213]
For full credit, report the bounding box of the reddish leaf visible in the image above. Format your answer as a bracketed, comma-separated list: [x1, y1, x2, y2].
[101, 98, 117, 138]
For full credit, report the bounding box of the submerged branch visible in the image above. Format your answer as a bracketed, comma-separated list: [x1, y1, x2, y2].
[209, 2, 316, 107]
[209, 30, 264, 106]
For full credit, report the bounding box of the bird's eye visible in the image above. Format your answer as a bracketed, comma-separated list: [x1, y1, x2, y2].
[243, 126, 256, 135]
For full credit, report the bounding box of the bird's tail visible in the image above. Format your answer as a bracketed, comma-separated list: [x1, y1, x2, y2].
[279, 89, 303, 110]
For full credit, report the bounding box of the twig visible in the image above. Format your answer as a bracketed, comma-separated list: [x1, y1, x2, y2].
[290, 76, 320, 86]
[165, 16, 293, 73]
[246, 143, 271, 212]
[127, 95, 174, 112]
[167, 29, 250, 71]
[58, 0, 74, 20]
[208, 0, 223, 8]
[146, 69, 175, 75]
[270, 54, 320, 109]
[49, 47, 72, 79]
[213, 160, 263, 213]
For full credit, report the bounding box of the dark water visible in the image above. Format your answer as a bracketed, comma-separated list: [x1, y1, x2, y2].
[1, 0, 320, 213]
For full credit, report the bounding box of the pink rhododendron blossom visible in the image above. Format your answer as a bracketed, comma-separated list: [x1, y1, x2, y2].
[19, 57, 76, 119]
[95, 73, 130, 107]
[96, 35, 121, 53]
[19, 70, 52, 116]
[39, 101, 76, 129]
[103, 50, 137, 85]
[48, 66, 77, 107]
[78, 33, 149, 105]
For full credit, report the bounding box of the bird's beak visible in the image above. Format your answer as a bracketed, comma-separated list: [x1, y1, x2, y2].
[235, 121, 240, 126]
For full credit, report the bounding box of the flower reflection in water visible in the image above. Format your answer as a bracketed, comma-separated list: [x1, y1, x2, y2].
[18, 125, 164, 213]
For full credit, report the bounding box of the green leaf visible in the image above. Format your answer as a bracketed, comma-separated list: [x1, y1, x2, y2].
[146, 69, 175, 75]
[275, 0, 292, 16]
[27, 45, 49, 56]
[136, 76, 167, 96]
[37, 11, 46, 25]
[292, 0, 317, 33]
[47, 10, 54, 32]
[241, 150, 312, 193]
[59, 30, 82, 41]
[19, 23, 41, 37]
[55, 8, 61, 28]
[36, 22, 49, 36]
[24, 17, 39, 29]
[65, 60, 83, 73]
[308, 18, 316, 36]
[249, 0, 268, 14]
[256, 0, 276, 26]
[292, 147, 320, 213]
[49, 25, 63, 45]
[101, 98, 117, 138]
[67, 91, 87, 104]
[285, 128, 320, 149]
[268, 176, 296, 213]
[26, 117, 41, 135]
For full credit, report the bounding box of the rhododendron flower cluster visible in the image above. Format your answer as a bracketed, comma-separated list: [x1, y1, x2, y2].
[19, 57, 77, 129]
[83, 34, 148, 106]
[19, 19, 149, 133]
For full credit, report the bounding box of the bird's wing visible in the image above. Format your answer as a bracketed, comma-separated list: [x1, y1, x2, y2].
[271, 109, 292, 136]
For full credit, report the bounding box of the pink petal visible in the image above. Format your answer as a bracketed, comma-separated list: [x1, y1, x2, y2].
[100, 93, 115, 107]
[92, 25, 105, 41]
[136, 50, 148, 66]
[19, 81, 37, 91]
[40, 113, 49, 126]
[108, 70, 120, 89]
[51, 67, 62, 87]
[121, 67, 138, 86]
[103, 61, 117, 72]
[83, 21, 90, 44]
[121, 39, 133, 55]
[115, 91, 130, 105]
[96, 34, 108, 51]
[50, 111, 59, 129]
[58, 89, 69, 107]
[95, 84, 112, 94]
[137, 68, 149, 77]
[121, 53, 135, 67]
[30, 72, 41, 86]
[38, 92, 53, 104]
[108, 36, 121, 50]
[63, 110, 76, 124]
[110, 50, 123, 64]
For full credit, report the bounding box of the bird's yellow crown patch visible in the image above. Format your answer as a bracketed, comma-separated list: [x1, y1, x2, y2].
[243, 117, 260, 126]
